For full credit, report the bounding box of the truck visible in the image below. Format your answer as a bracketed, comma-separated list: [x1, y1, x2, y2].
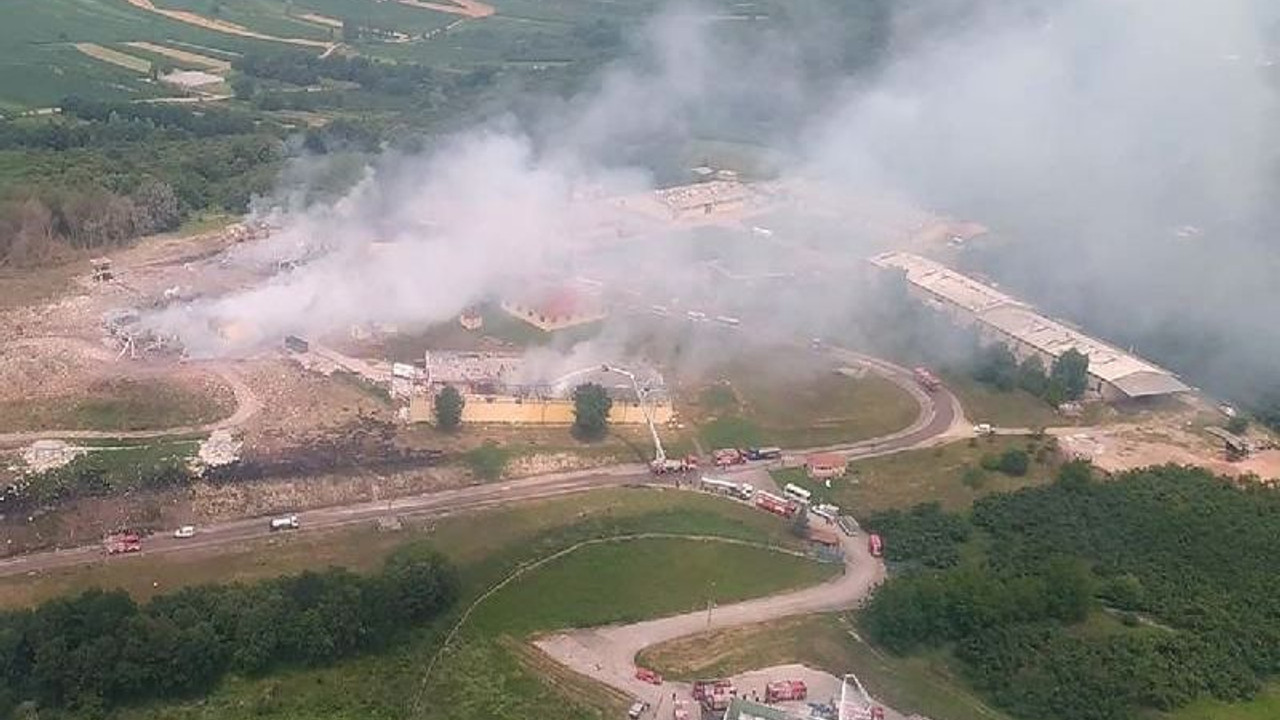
[700, 476, 755, 500]
[104, 533, 142, 555]
[283, 335, 310, 353]
[693, 679, 736, 711]
[745, 446, 783, 461]
[913, 367, 941, 392]
[628, 700, 649, 719]
[651, 454, 698, 474]
[868, 533, 884, 558]
[269, 514, 300, 532]
[712, 448, 745, 467]
[755, 491, 795, 518]
[635, 667, 662, 685]
[811, 503, 841, 522]
[765, 680, 808, 703]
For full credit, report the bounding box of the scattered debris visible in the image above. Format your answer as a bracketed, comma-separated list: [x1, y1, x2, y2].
[21, 440, 84, 473]
[190, 430, 242, 476]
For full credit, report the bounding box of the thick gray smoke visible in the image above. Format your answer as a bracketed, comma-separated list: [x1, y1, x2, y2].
[151, 0, 1280, 406]
[804, 0, 1280, 400]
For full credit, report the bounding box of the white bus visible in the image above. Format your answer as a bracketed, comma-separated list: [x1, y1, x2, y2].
[783, 483, 812, 504]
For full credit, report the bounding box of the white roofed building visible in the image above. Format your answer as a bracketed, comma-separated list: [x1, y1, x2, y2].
[870, 251, 1190, 401]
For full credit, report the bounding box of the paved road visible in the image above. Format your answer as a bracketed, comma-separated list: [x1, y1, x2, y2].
[0, 346, 961, 578]
[535, 523, 891, 717]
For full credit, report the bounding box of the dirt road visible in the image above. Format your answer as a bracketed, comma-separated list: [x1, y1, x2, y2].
[0, 463, 649, 576]
[0, 362, 260, 448]
[535, 523, 888, 715]
[0, 346, 956, 577]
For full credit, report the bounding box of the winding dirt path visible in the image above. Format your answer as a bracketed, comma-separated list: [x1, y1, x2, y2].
[534, 525, 886, 715]
[0, 361, 260, 447]
[122, 0, 334, 49]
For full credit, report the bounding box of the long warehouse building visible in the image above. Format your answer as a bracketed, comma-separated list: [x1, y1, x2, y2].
[870, 251, 1190, 401]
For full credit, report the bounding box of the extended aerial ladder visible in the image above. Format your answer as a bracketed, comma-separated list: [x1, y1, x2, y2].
[601, 364, 677, 472]
[839, 673, 885, 720]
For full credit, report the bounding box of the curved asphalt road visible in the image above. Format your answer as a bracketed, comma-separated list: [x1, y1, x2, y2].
[0, 346, 962, 578]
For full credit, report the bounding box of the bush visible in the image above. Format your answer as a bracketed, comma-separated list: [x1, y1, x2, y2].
[961, 466, 987, 489]
[1225, 416, 1249, 435]
[466, 441, 509, 481]
[997, 449, 1029, 476]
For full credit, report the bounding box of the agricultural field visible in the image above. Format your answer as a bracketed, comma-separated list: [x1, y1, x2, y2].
[0, 0, 281, 110]
[773, 434, 1059, 514]
[0, 488, 829, 720]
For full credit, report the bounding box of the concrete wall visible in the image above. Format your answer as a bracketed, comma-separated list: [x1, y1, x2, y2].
[409, 393, 673, 426]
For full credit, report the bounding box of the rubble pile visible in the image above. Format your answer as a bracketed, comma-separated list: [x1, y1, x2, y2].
[190, 430, 242, 476]
[21, 440, 84, 473]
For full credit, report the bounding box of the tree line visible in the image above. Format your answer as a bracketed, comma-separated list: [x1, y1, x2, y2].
[859, 462, 1280, 720]
[0, 544, 458, 716]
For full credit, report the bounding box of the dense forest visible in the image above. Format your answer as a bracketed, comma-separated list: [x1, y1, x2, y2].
[0, 545, 457, 716]
[860, 462, 1280, 720]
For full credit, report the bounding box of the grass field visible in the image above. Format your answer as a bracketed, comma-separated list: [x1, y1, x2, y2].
[639, 614, 1013, 720]
[1156, 684, 1280, 720]
[0, 376, 236, 433]
[469, 537, 836, 635]
[772, 435, 1058, 515]
[942, 372, 1065, 429]
[687, 359, 919, 450]
[14, 488, 824, 720]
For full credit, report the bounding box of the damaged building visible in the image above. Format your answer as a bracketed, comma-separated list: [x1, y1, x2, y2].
[409, 351, 673, 425]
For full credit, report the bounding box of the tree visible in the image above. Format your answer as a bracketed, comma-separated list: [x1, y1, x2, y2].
[230, 75, 257, 100]
[974, 343, 1018, 391]
[465, 441, 507, 481]
[998, 448, 1029, 476]
[433, 385, 464, 431]
[1017, 356, 1049, 397]
[1050, 349, 1090, 401]
[1225, 416, 1249, 435]
[571, 383, 612, 441]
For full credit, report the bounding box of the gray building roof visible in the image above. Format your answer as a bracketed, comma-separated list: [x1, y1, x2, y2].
[870, 251, 1191, 398]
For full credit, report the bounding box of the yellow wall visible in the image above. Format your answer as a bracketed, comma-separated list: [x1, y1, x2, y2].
[409, 393, 673, 426]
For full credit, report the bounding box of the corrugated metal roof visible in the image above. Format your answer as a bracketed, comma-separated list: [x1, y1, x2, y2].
[871, 252, 1190, 398]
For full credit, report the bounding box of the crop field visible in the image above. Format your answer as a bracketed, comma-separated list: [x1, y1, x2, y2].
[0, 0, 280, 108]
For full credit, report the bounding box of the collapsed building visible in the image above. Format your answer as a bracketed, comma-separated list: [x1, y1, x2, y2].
[871, 251, 1191, 401]
[407, 351, 673, 425]
[501, 281, 608, 332]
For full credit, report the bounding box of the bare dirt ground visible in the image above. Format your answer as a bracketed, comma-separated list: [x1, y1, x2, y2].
[535, 523, 900, 719]
[397, 0, 495, 19]
[1057, 423, 1280, 480]
[123, 0, 333, 48]
[124, 41, 232, 71]
[73, 43, 152, 73]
